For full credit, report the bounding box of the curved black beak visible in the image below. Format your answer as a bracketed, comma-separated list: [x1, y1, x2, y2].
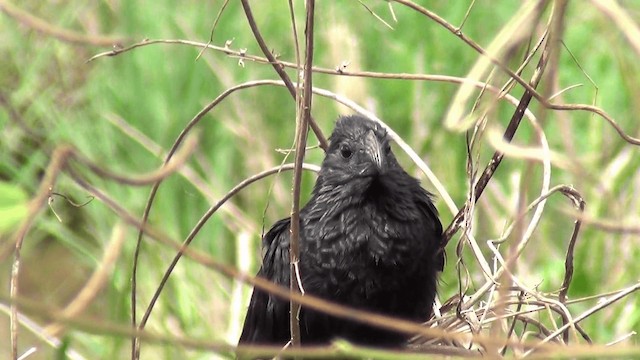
[364, 130, 385, 172]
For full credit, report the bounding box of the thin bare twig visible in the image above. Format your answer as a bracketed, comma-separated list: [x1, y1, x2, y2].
[64, 169, 569, 355]
[48, 192, 94, 207]
[87, 38, 640, 148]
[0, 0, 124, 46]
[357, 0, 395, 30]
[137, 163, 320, 336]
[44, 223, 127, 337]
[558, 188, 586, 343]
[130, 79, 293, 359]
[10, 145, 74, 360]
[9, 139, 195, 360]
[569, 212, 640, 234]
[288, 0, 316, 347]
[287, 0, 303, 346]
[71, 133, 198, 186]
[195, 0, 230, 60]
[443, 26, 552, 247]
[523, 281, 640, 357]
[240, 0, 328, 151]
[457, 0, 477, 31]
[392, 0, 548, 107]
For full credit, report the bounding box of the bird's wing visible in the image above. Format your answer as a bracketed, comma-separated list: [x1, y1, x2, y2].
[416, 188, 446, 271]
[239, 217, 292, 344]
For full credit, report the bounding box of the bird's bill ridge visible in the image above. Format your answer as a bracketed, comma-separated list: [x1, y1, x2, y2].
[364, 129, 385, 172]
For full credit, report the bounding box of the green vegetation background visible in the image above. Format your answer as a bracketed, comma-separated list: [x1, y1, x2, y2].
[1, 1, 639, 359]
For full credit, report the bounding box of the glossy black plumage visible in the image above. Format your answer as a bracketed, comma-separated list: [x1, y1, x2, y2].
[239, 115, 444, 347]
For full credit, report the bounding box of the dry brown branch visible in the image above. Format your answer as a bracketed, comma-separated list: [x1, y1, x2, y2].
[357, 0, 395, 30]
[445, 59, 553, 331]
[287, 0, 316, 347]
[63, 169, 583, 356]
[44, 223, 127, 337]
[8, 136, 195, 359]
[443, 30, 552, 247]
[86, 38, 640, 147]
[557, 188, 586, 343]
[466, 169, 594, 350]
[393, 0, 640, 151]
[4, 295, 235, 354]
[122, 78, 459, 352]
[13, 2, 640, 358]
[523, 281, 640, 357]
[85, 67, 636, 354]
[0, 0, 124, 46]
[9, 145, 74, 359]
[444, 0, 545, 132]
[71, 134, 198, 186]
[136, 163, 320, 343]
[0, 304, 86, 359]
[9, 130, 636, 359]
[239, 0, 328, 151]
[7, 293, 640, 359]
[195, 0, 230, 61]
[305, 81, 550, 289]
[560, 210, 640, 234]
[106, 113, 257, 234]
[392, 0, 549, 105]
[128, 78, 297, 358]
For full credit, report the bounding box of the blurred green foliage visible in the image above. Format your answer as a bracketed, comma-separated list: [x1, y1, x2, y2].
[1, 1, 639, 359]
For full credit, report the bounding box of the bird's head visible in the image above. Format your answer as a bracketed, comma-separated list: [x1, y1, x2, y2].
[317, 115, 398, 187]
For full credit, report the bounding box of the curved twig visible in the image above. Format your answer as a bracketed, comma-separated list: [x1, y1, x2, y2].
[523, 281, 640, 357]
[0, 0, 125, 46]
[87, 38, 640, 147]
[287, 0, 316, 346]
[240, 0, 328, 151]
[9, 145, 74, 359]
[443, 31, 552, 246]
[66, 168, 567, 355]
[7, 140, 195, 360]
[558, 188, 586, 343]
[137, 163, 320, 334]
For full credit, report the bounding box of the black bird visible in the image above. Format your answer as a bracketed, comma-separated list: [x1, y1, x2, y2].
[239, 114, 444, 348]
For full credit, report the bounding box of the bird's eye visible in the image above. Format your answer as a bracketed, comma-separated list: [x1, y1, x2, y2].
[384, 143, 391, 154]
[340, 144, 353, 159]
